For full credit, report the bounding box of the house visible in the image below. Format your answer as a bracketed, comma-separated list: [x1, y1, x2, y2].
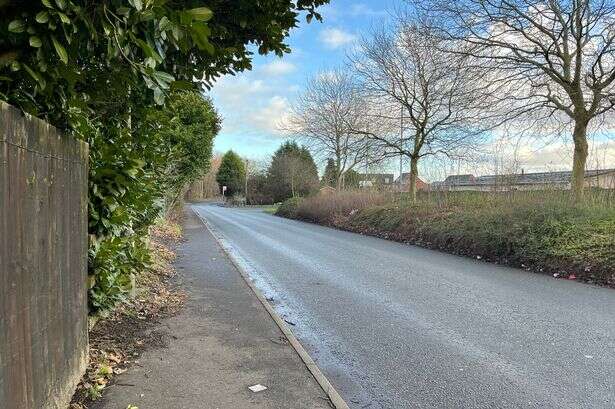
[432, 169, 615, 191]
[393, 173, 430, 192]
[358, 173, 395, 188]
[443, 174, 476, 186]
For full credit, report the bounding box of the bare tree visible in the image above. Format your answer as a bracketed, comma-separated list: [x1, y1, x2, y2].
[349, 16, 495, 200]
[423, 0, 615, 201]
[286, 69, 385, 190]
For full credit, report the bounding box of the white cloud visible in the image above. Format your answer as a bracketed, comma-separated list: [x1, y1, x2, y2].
[261, 59, 296, 76]
[249, 95, 291, 134]
[319, 27, 357, 49]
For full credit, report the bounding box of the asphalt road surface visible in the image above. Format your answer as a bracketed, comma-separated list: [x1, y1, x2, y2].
[193, 204, 615, 409]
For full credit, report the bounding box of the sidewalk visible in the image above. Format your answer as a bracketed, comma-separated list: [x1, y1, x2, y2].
[91, 208, 331, 409]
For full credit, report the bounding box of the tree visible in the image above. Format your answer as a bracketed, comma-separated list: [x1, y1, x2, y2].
[146, 91, 221, 208]
[321, 158, 339, 187]
[424, 0, 615, 201]
[217, 151, 246, 196]
[344, 169, 361, 189]
[247, 172, 274, 205]
[1, 0, 329, 127]
[288, 68, 384, 190]
[1, 0, 328, 310]
[267, 141, 319, 202]
[349, 16, 494, 200]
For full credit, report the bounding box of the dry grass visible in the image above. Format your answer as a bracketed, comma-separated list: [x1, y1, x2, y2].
[71, 218, 186, 408]
[277, 188, 615, 286]
[294, 190, 390, 223]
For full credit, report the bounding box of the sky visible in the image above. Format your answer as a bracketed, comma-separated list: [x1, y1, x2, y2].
[208, 0, 615, 180]
[208, 0, 396, 158]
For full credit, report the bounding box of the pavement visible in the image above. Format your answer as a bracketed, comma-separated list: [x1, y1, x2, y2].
[194, 203, 615, 409]
[91, 208, 331, 409]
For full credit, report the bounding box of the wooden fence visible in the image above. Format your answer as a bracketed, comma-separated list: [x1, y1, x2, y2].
[0, 101, 89, 409]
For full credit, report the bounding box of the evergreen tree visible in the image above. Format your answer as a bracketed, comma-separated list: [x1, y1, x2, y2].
[344, 169, 361, 189]
[321, 158, 338, 187]
[267, 141, 318, 202]
[216, 151, 246, 196]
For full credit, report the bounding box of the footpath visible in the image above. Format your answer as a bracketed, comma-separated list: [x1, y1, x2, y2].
[91, 208, 332, 409]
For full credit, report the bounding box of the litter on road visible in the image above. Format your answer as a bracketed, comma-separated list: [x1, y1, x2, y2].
[248, 384, 268, 393]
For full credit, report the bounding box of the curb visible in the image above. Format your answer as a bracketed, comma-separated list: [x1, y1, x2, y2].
[192, 207, 350, 409]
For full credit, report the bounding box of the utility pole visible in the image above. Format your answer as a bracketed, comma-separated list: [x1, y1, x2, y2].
[399, 105, 404, 191]
[244, 159, 249, 199]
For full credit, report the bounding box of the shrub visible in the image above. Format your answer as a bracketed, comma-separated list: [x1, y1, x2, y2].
[275, 197, 303, 218]
[293, 190, 390, 224]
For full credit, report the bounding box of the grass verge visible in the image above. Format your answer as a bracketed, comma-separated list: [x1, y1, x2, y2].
[276, 190, 615, 286]
[70, 217, 186, 408]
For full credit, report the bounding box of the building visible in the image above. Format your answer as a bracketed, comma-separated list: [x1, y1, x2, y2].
[393, 173, 430, 192]
[358, 173, 395, 189]
[432, 169, 615, 191]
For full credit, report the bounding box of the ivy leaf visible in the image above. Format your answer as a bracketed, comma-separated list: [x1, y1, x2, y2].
[8, 20, 26, 33]
[52, 36, 68, 64]
[186, 7, 213, 22]
[29, 36, 43, 48]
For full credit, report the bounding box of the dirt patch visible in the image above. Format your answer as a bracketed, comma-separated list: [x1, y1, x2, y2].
[70, 218, 186, 408]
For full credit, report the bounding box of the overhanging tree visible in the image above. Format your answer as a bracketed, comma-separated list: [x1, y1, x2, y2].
[1, 0, 329, 311]
[1, 0, 329, 127]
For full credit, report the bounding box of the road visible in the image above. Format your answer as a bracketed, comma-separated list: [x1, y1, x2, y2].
[193, 204, 615, 409]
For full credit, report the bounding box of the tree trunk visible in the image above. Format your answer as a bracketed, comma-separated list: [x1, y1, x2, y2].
[571, 118, 589, 202]
[408, 156, 419, 202]
[337, 171, 344, 191]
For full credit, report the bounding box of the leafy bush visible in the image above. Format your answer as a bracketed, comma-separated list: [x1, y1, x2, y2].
[89, 236, 150, 311]
[275, 197, 303, 218]
[85, 91, 220, 311]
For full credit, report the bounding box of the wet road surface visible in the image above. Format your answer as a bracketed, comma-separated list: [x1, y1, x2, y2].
[193, 204, 615, 409]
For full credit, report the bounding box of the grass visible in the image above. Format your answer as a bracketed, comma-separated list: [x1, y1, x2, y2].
[276, 189, 615, 286]
[260, 204, 279, 214]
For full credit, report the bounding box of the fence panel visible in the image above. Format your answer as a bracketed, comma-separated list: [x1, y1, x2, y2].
[0, 101, 89, 409]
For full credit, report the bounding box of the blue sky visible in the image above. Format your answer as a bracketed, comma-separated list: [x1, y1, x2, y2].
[209, 0, 397, 159]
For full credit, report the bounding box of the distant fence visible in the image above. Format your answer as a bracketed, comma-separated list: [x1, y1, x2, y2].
[0, 101, 89, 408]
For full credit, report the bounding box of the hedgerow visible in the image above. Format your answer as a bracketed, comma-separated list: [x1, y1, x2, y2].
[279, 190, 615, 285]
